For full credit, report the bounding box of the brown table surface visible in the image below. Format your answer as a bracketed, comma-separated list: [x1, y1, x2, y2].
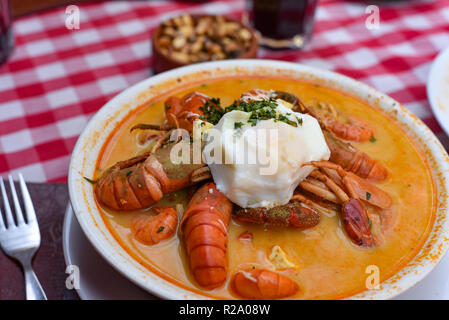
[0, 183, 79, 300]
[11, 0, 94, 17]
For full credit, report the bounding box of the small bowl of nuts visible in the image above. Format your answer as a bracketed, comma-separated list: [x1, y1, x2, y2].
[152, 14, 259, 73]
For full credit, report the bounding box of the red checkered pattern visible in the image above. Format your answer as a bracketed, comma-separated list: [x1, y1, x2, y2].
[0, 0, 449, 182]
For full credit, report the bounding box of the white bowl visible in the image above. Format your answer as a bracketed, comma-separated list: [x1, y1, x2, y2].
[68, 60, 449, 300]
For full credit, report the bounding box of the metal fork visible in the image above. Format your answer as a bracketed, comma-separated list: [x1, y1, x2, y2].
[0, 174, 47, 300]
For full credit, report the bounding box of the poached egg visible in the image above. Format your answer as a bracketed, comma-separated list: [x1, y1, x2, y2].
[202, 94, 330, 208]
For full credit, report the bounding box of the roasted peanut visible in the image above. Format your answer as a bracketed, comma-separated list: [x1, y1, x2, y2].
[156, 15, 254, 64]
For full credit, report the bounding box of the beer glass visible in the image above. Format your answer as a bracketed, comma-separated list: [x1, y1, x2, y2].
[244, 0, 319, 49]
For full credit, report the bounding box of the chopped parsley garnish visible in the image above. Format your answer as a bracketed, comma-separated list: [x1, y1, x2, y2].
[368, 220, 372, 228]
[84, 177, 98, 184]
[226, 98, 278, 114]
[157, 226, 164, 233]
[199, 96, 304, 128]
[366, 192, 371, 201]
[276, 114, 298, 127]
[234, 121, 244, 129]
[370, 136, 377, 143]
[126, 171, 133, 177]
[199, 98, 223, 124]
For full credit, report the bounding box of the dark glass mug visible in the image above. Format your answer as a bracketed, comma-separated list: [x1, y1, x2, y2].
[0, 0, 13, 66]
[244, 0, 319, 49]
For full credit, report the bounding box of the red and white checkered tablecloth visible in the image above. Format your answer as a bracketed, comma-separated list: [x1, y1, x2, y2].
[1, 0, 449, 183]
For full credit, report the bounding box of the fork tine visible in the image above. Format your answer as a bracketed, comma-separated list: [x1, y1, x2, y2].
[0, 198, 5, 231]
[0, 177, 15, 228]
[18, 173, 36, 223]
[8, 175, 25, 226]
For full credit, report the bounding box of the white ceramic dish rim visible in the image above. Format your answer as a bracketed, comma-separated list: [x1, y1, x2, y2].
[427, 46, 449, 138]
[68, 59, 449, 300]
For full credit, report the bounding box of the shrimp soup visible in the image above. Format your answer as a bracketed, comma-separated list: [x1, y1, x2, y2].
[94, 77, 436, 299]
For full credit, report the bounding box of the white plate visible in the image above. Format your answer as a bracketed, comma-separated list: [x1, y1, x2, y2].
[428, 46, 449, 137]
[62, 204, 154, 300]
[62, 205, 449, 300]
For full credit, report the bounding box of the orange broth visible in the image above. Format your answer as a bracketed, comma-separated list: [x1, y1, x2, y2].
[95, 77, 436, 299]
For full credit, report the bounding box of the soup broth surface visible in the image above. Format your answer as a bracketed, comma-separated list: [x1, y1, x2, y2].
[96, 77, 435, 299]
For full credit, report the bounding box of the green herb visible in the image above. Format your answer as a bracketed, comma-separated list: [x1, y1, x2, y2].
[157, 226, 164, 233]
[226, 98, 277, 114]
[276, 114, 298, 127]
[368, 220, 372, 229]
[247, 118, 258, 126]
[126, 171, 133, 177]
[370, 136, 377, 143]
[165, 104, 171, 110]
[366, 192, 371, 200]
[84, 177, 98, 184]
[199, 98, 224, 124]
[226, 98, 300, 127]
[234, 121, 244, 129]
[199, 96, 303, 128]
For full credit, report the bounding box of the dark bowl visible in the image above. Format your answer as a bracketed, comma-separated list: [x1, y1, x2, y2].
[152, 15, 259, 74]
